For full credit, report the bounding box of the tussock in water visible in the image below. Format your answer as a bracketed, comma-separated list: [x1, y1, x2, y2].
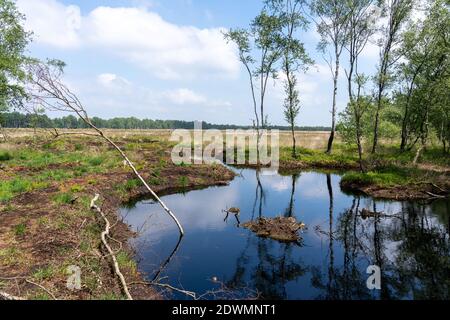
[242, 217, 306, 243]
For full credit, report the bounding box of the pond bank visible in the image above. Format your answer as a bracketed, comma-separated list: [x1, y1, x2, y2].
[279, 159, 450, 201]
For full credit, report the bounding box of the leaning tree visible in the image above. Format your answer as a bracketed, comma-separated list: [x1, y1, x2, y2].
[25, 60, 185, 236]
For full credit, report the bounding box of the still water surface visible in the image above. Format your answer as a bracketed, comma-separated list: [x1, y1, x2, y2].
[120, 168, 449, 300]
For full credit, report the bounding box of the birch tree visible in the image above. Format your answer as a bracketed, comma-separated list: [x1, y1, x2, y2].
[311, 0, 350, 153]
[345, 0, 378, 171]
[0, 0, 30, 140]
[266, 0, 312, 157]
[371, 0, 413, 154]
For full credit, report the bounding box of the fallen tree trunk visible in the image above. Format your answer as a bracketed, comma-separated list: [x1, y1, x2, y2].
[90, 194, 133, 300]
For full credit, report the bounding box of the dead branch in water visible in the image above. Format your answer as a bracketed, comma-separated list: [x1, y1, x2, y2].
[26, 61, 184, 237]
[90, 194, 133, 300]
[131, 279, 259, 300]
[425, 191, 447, 199]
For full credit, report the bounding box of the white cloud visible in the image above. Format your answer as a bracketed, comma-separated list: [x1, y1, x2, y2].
[17, 0, 81, 48]
[97, 73, 131, 90]
[17, 0, 239, 80]
[163, 88, 207, 105]
[68, 73, 232, 117]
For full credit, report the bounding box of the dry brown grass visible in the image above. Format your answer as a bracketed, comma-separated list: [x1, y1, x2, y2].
[3, 128, 335, 150]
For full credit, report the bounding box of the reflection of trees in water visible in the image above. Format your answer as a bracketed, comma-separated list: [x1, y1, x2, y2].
[227, 236, 307, 299]
[284, 173, 300, 218]
[227, 173, 306, 299]
[385, 202, 450, 299]
[311, 187, 373, 300]
[252, 170, 266, 220]
[312, 180, 450, 300]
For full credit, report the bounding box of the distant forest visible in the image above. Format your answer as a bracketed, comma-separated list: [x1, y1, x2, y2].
[0, 112, 331, 131]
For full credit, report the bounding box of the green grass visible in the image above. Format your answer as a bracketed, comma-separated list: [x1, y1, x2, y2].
[70, 184, 85, 193]
[279, 145, 359, 167]
[116, 251, 137, 274]
[178, 176, 188, 188]
[0, 178, 49, 202]
[14, 223, 27, 237]
[33, 266, 55, 281]
[0, 247, 25, 265]
[53, 192, 74, 205]
[117, 179, 141, 192]
[341, 170, 411, 187]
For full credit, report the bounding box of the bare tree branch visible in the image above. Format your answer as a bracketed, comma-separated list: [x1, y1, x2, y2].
[25, 61, 184, 237]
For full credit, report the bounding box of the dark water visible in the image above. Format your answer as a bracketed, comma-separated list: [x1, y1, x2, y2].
[120, 168, 450, 300]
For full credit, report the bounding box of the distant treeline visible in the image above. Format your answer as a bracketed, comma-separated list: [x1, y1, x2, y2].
[0, 112, 331, 131]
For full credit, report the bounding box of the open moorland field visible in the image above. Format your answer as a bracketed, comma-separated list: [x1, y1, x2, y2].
[3, 128, 336, 149]
[1, 129, 449, 300]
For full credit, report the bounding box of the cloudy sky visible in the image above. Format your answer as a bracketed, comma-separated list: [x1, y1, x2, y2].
[17, 0, 382, 126]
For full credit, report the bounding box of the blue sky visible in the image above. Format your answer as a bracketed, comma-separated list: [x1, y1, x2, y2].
[17, 0, 381, 126]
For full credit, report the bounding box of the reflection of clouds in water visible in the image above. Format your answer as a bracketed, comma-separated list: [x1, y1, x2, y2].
[123, 185, 239, 239]
[270, 180, 290, 192]
[297, 173, 329, 199]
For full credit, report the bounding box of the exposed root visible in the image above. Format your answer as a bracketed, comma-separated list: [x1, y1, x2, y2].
[90, 194, 133, 300]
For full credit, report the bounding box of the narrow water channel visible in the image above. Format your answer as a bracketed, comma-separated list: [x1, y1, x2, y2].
[120, 168, 450, 300]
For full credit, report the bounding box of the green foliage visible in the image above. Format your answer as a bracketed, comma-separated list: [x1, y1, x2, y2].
[396, 0, 450, 152]
[0, 151, 12, 161]
[0, 112, 332, 131]
[0, 0, 31, 110]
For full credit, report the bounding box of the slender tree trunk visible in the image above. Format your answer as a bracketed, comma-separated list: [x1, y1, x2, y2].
[372, 89, 383, 154]
[326, 49, 340, 154]
[355, 118, 365, 173]
[243, 60, 260, 163]
[400, 106, 409, 151]
[291, 124, 296, 157]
